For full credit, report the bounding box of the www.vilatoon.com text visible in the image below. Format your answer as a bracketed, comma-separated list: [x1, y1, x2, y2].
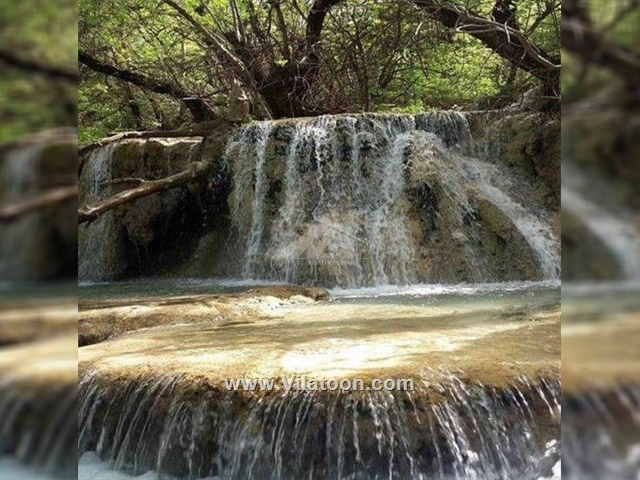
[224, 376, 414, 392]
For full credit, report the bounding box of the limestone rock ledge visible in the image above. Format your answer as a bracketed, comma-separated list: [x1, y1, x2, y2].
[79, 285, 329, 346]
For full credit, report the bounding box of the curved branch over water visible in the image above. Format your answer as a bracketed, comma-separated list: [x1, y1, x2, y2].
[0, 185, 77, 223]
[410, 0, 560, 97]
[78, 161, 211, 224]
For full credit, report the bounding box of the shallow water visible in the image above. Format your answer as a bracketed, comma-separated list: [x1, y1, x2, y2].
[562, 280, 640, 319]
[78, 278, 288, 302]
[0, 281, 76, 302]
[79, 281, 559, 383]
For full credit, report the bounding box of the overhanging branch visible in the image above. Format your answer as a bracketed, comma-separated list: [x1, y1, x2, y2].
[78, 162, 211, 224]
[562, 15, 640, 85]
[0, 186, 78, 223]
[410, 0, 560, 92]
[79, 50, 215, 121]
[0, 50, 78, 82]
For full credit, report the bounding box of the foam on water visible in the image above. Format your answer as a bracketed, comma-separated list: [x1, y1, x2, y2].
[0, 459, 59, 480]
[330, 280, 559, 299]
[78, 452, 166, 479]
[77, 452, 561, 480]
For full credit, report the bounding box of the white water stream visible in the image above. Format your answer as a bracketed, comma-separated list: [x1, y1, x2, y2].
[226, 113, 559, 286]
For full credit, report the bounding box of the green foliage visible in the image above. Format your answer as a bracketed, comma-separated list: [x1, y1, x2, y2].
[79, 0, 560, 140]
[0, 0, 77, 143]
[563, 0, 640, 100]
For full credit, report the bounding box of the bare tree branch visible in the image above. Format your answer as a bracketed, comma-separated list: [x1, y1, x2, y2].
[79, 50, 215, 121]
[526, 1, 559, 36]
[0, 186, 77, 223]
[0, 129, 77, 158]
[78, 162, 211, 224]
[562, 8, 640, 85]
[0, 50, 78, 82]
[78, 129, 205, 159]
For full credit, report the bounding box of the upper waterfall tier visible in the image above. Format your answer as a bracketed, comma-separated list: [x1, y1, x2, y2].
[225, 112, 559, 287]
[77, 111, 559, 286]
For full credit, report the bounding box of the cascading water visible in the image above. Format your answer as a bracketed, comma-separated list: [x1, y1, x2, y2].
[0, 146, 40, 281]
[78, 371, 559, 480]
[77, 282, 561, 480]
[76, 112, 561, 480]
[78, 145, 116, 282]
[225, 113, 559, 287]
[0, 130, 76, 284]
[562, 384, 640, 479]
[0, 334, 78, 479]
[78, 138, 200, 282]
[562, 162, 640, 281]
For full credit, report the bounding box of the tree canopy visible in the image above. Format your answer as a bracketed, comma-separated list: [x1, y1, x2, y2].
[0, 0, 77, 143]
[79, 0, 560, 142]
[562, 0, 640, 102]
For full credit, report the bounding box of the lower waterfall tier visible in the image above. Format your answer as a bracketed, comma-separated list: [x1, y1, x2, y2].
[0, 333, 77, 478]
[78, 285, 560, 479]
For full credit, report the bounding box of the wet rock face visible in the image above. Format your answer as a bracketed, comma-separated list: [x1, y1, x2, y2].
[78, 137, 226, 281]
[0, 130, 77, 282]
[466, 111, 560, 209]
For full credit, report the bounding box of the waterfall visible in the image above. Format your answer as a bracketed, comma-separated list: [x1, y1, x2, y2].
[0, 334, 78, 479]
[78, 145, 117, 282]
[459, 157, 560, 280]
[240, 123, 275, 278]
[78, 138, 200, 282]
[0, 146, 41, 282]
[78, 371, 559, 480]
[226, 112, 559, 287]
[562, 162, 640, 281]
[563, 385, 640, 479]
